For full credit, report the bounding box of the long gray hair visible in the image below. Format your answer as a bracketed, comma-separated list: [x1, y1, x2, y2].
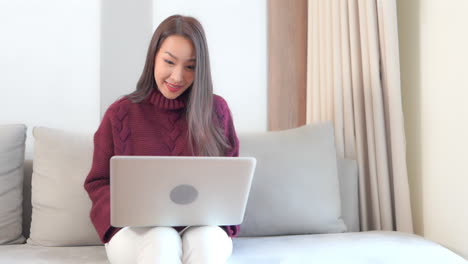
[127, 15, 230, 156]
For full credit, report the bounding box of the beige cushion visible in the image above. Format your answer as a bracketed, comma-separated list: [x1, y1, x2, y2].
[0, 124, 26, 244]
[238, 123, 346, 236]
[27, 127, 101, 246]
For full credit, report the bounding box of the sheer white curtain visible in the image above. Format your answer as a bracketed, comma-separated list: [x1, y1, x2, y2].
[307, 0, 413, 232]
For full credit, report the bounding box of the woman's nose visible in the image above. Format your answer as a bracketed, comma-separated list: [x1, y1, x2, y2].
[170, 66, 184, 83]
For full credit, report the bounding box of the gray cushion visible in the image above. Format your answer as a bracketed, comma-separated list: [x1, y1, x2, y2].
[0, 232, 464, 264]
[0, 244, 109, 264]
[0, 124, 26, 244]
[237, 123, 346, 236]
[337, 158, 360, 232]
[227, 231, 467, 264]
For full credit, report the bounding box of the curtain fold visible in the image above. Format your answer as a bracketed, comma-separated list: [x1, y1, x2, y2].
[307, 0, 413, 232]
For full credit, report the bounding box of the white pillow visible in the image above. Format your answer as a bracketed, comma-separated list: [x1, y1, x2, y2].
[0, 124, 26, 244]
[238, 123, 347, 236]
[27, 127, 101, 246]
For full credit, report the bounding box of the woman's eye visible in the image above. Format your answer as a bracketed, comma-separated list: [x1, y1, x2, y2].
[186, 65, 195, 70]
[164, 59, 174, 65]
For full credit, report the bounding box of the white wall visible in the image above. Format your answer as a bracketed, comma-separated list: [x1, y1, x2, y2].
[0, 0, 101, 158]
[100, 0, 153, 116]
[398, 0, 468, 258]
[153, 0, 268, 132]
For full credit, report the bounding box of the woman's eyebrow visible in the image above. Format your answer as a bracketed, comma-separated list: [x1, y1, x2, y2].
[165, 51, 196, 62]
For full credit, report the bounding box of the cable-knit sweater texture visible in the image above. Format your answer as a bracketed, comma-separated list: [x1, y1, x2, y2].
[84, 89, 240, 243]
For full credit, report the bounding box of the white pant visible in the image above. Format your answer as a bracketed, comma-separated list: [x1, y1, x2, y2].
[105, 226, 233, 264]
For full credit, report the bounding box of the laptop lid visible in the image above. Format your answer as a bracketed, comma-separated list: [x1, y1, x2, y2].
[110, 156, 256, 228]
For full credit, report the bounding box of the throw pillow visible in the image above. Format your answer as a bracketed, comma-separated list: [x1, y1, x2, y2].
[0, 124, 26, 244]
[27, 127, 101, 246]
[237, 122, 347, 236]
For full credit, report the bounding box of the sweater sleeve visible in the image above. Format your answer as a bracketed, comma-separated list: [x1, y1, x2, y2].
[84, 107, 121, 243]
[214, 96, 241, 237]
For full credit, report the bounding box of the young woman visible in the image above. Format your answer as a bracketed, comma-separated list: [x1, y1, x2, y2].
[84, 15, 239, 264]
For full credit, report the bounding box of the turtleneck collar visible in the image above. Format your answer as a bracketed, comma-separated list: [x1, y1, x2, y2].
[147, 88, 189, 110]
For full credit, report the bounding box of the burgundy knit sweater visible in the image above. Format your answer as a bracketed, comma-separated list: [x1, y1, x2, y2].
[84, 89, 240, 243]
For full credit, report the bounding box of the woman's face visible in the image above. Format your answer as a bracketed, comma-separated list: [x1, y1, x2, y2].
[154, 35, 196, 99]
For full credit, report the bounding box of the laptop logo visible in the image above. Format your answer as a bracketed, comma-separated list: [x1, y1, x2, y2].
[170, 184, 198, 205]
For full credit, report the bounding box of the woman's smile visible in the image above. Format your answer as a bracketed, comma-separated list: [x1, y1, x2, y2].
[165, 81, 183, 93]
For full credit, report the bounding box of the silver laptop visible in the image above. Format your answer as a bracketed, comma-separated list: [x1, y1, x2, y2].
[110, 156, 256, 228]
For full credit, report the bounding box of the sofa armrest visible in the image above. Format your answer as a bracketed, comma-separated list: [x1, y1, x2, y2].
[337, 158, 360, 232]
